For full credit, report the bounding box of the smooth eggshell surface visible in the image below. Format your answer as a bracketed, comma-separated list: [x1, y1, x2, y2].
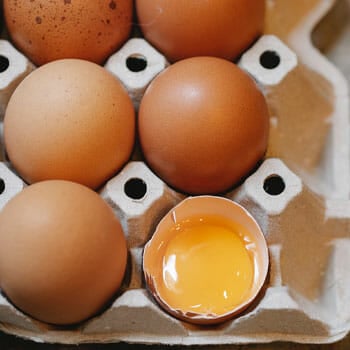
[4, 0, 133, 65]
[4, 59, 135, 189]
[136, 0, 265, 62]
[138, 57, 270, 195]
[0, 180, 127, 325]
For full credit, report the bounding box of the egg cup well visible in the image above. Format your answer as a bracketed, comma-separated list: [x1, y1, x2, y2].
[0, 0, 350, 345]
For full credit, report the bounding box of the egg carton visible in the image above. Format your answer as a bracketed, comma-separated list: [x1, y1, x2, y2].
[0, 0, 349, 346]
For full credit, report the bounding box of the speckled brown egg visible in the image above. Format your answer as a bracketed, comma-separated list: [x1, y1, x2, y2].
[136, 0, 265, 62]
[4, 59, 135, 189]
[138, 57, 270, 195]
[0, 180, 127, 325]
[4, 0, 133, 65]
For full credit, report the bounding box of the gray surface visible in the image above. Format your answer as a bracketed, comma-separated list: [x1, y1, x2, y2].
[313, 0, 350, 79]
[0, 331, 350, 350]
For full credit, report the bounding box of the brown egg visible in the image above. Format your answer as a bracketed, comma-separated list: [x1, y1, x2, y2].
[0, 6, 3, 32]
[0, 180, 127, 325]
[138, 57, 270, 195]
[4, 59, 135, 189]
[136, 0, 265, 62]
[4, 0, 133, 65]
[143, 196, 269, 324]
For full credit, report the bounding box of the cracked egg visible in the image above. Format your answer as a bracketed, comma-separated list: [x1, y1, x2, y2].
[143, 196, 269, 325]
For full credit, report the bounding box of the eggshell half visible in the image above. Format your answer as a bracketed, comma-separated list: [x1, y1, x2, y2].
[143, 196, 269, 325]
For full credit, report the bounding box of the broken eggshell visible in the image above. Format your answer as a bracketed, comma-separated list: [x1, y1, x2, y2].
[143, 196, 269, 325]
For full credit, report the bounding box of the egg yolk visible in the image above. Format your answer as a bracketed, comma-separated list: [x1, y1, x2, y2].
[159, 215, 255, 316]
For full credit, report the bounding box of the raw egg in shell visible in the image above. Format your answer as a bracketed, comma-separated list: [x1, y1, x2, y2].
[143, 196, 269, 325]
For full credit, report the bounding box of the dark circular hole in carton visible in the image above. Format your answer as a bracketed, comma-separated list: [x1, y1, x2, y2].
[124, 178, 147, 200]
[0, 56, 10, 73]
[259, 51, 281, 69]
[0, 178, 5, 194]
[126, 54, 147, 72]
[263, 175, 285, 196]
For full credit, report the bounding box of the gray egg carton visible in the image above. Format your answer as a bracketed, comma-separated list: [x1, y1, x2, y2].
[0, 0, 349, 345]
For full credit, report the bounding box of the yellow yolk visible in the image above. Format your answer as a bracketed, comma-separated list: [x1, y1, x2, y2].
[159, 215, 255, 316]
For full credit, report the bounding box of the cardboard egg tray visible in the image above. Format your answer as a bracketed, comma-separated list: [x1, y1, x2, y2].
[0, 0, 349, 345]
